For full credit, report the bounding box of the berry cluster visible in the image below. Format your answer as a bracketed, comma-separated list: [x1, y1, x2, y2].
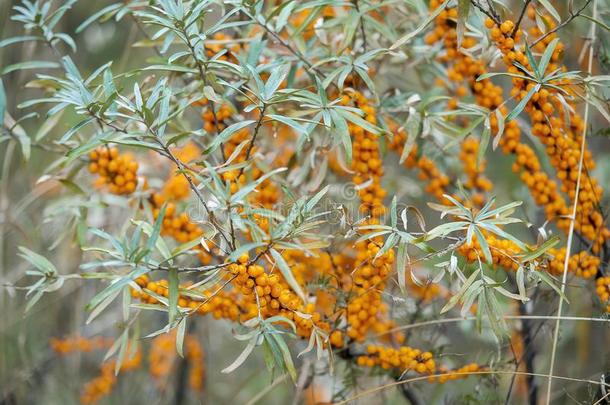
[356, 344, 436, 375]
[229, 253, 330, 339]
[485, 14, 609, 253]
[460, 137, 493, 206]
[50, 336, 112, 355]
[200, 101, 234, 133]
[424, 3, 606, 309]
[161, 141, 201, 201]
[80, 347, 141, 404]
[595, 277, 610, 313]
[389, 125, 450, 203]
[340, 90, 386, 216]
[149, 192, 211, 264]
[406, 275, 446, 303]
[204, 32, 241, 63]
[149, 332, 205, 392]
[346, 242, 395, 342]
[459, 235, 522, 271]
[131, 275, 240, 320]
[287, 6, 335, 41]
[459, 234, 600, 278]
[88, 146, 139, 195]
[185, 336, 205, 391]
[429, 363, 484, 383]
[546, 248, 600, 279]
[426, 3, 569, 223]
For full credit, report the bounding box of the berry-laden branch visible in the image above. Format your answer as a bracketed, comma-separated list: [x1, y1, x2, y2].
[546, 1, 599, 401]
[5, 0, 610, 404]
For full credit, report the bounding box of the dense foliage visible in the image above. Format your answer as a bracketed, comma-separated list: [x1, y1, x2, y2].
[1, 0, 610, 403]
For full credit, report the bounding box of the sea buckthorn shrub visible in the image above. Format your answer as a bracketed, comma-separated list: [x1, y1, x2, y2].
[2, 0, 610, 404]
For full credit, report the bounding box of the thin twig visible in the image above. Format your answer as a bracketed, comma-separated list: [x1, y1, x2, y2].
[484, 0, 500, 21]
[375, 314, 610, 337]
[251, 18, 314, 70]
[242, 8, 338, 91]
[352, 0, 368, 52]
[334, 369, 610, 404]
[243, 374, 289, 405]
[237, 103, 267, 179]
[512, 0, 533, 37]
[158, 141, 234, 251]
[531, 0, 593, 47]
[593, 387, 610, 405]
[470, 0, 501, 25]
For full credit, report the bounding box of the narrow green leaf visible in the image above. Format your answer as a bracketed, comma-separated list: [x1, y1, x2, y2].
[516, 266, 527, 302]
[390, 0, 450, 49]
[114, 330, 129, 375]
[205, 120, 255, 153]
[396, 241, 408, 293]
[59, 117, 95, 144]
[399, 112, 420, 164]
[477, 121, 490, 168]
[86, 267, 148, 312]
[18, 247, 57, 274]
[227, 242, 266, 262]
[270, 333, 297, 382]
[76, 3, 122, 33]
[538, 0, 561, 22]
[506, 84, 538, 122]
[65, 131, 113, 164]
[520, 236, 560, 262]
[457, 0, 470, 48]
[222, 333, 259, 373]
[230, 167, 287, 204]
[538, 38, 560, 77]
[35, 110, 64, 142]
[25, 290, 45, 313]
[270, 248, 306, 302]
[473, 227, 492, 264]
[264, 64, 290, 100]
[0, 80, 5, 126]
[329, 109, 352, 165]
[523, 44, 539, 79]
[305, 185, 329, 212]
[441, 269, 479, 314]
[390, 196, 398, 228]
[140, 65, 198, 74]
[146, 204, 166, 262]
[267, 114, 308, 136]
[536, 270, 569, 303]
[176, 317, 186, 358]
[1, 61, 60, 75]
[87, 288, 122, 324]
[168, 267, 179, 324]
[0, 36, 42, 48]
[492, 109, 505, 150]
[581, 14, 610, 33]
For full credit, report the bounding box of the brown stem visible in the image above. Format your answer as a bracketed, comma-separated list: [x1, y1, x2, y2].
[471, 0, 501, 25]
[237, 103, 267, 180]
[512, 0, 533, 37]
[530, 0, 593, 47]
